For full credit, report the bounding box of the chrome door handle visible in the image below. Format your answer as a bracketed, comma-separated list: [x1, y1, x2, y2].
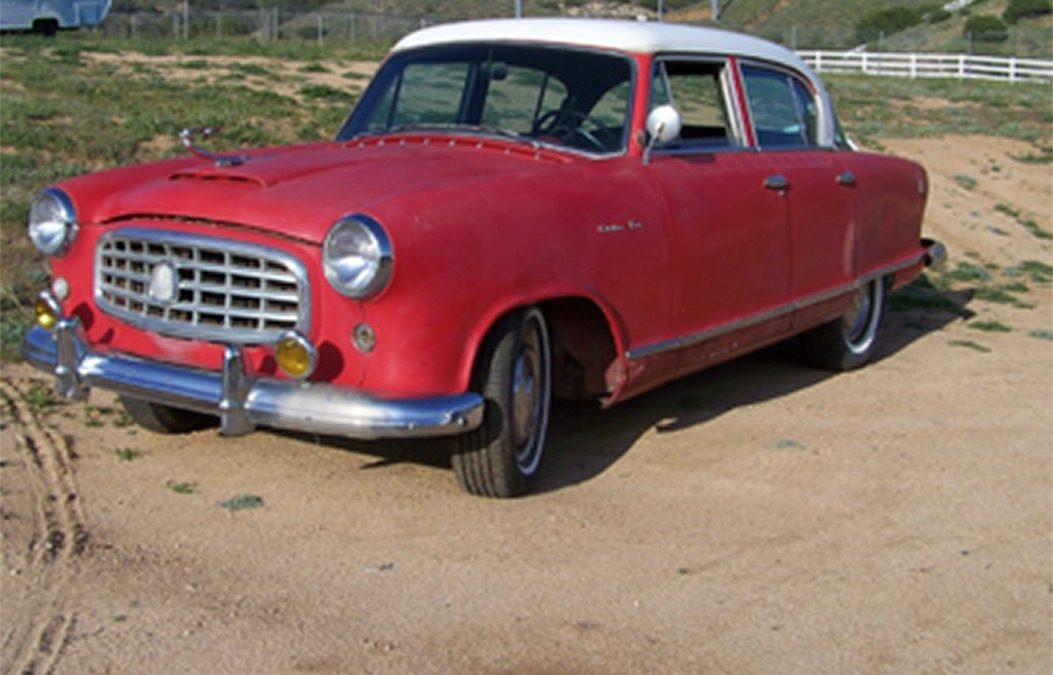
[836, 171, 857, 186]
[763, 175, 788, 191]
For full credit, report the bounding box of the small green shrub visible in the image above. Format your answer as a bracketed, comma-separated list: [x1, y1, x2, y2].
[965, 15, 1010, 42]
[857, 6, 929, 42]
[1004, 0, 1053, 22]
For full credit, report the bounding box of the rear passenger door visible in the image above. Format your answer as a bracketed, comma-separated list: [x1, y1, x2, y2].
[739, 63, 857, 325]
[645, 57, 794, 369]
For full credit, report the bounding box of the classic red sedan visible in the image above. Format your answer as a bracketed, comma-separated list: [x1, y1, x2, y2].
[23, 18, 943, 497]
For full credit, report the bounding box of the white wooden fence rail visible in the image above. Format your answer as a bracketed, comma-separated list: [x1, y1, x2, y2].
[797, 50, 1053, 83]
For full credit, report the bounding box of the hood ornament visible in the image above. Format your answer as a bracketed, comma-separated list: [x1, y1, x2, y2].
[178, 127, 250, 168]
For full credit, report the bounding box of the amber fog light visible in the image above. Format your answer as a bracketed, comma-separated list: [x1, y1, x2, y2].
[275, 331, 317, 380]
[34, 292, 62, 330]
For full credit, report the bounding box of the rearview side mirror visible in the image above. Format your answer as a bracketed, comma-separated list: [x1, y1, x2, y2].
[643, 105, 682, 165]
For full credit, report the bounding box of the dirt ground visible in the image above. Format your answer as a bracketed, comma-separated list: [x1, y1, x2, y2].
[1, 134, 1050, 674]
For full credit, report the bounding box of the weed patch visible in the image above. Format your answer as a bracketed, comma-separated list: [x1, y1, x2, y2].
[953, 174, 978, 191]
[969, 320, 1012, 332]
[996, 203, 1053, 240]
[115, 447, 141, 461]
[948, 339, 992, 353]
[220, 494, 264, 511]
[166, 480, 198, 495]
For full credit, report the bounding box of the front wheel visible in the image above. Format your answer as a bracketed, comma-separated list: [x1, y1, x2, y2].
[452, 307, 551, 498]
[802, 277, 886, 371]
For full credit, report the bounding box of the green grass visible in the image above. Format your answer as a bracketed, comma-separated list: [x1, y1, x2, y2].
[995, 203, 1053, 240]
[1030, 329, 1053, 340]
[0, 34, 364, 303]
[826, 74, 1051, 147]
[166, 480, 198, 495]
[969, 320, 1012, 332]
[219, 493, 264, 511]
[953, 174, 978, 191]
[1005, 260, 1053, 284]
[115, 447, 142, 461]
[949, 339, 992, 353]
[22, 385, 56, 411]
[888, 274, 975, 318]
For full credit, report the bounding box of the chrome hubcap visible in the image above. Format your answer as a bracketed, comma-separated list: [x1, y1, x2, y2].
[509, 312, 549, 476]
[842, 281, 882, 354]
[512, 350, 538, 449]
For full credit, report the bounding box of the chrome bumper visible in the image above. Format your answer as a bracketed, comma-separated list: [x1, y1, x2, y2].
[922, 238, 947, 268]
[21, 319, 483, 440]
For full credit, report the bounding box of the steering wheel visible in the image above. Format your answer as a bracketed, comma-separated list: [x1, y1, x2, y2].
[532, 109, 618, 153]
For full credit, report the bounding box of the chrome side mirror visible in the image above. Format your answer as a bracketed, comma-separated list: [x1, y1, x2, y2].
[643, 105, 682, 166]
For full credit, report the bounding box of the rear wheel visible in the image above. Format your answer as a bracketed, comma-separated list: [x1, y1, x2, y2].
[452, 307, 551, 498]
[119, 396, 217, 434]
[802, 277, 886, 371]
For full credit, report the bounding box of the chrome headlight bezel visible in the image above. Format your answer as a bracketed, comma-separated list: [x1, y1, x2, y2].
[28, 188, 78, 257]
[322, 214, 393, 300]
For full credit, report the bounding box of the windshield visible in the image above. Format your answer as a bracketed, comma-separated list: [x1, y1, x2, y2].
[338, 44, 634, 155]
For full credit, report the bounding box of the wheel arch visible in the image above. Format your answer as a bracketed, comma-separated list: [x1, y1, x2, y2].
[459, 292, 627, 402]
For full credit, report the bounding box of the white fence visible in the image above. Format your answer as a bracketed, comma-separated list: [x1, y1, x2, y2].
[798, 50, 1053, 83]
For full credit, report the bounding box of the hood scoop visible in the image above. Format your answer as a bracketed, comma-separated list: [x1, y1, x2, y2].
[169, 168, 268, 187]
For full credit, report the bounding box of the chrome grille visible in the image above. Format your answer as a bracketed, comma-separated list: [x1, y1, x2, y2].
[95, 228, 309, 344]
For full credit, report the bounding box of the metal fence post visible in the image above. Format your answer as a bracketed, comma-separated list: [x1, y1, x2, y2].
[318, 15, 324, 45]
[182, 0, 189, 40]
[349, 13, 356, 41]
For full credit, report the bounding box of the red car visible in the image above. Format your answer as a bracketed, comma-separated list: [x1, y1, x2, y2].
[23, 18, 943, 497]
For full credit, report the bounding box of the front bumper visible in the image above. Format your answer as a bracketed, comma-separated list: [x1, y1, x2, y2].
[21, 319, 483, 440]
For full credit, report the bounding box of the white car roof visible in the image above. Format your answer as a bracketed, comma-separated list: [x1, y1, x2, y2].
[392, 18, 838, 148]
[394, 18, 810, 74]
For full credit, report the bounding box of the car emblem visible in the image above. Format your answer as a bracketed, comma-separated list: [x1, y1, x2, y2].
[148, 261, 178, 304]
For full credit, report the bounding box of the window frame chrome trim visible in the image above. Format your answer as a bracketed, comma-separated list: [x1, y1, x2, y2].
[646, 53, 748, 156]
[94, 227, 311, 345]
[736, 57, 837, 151]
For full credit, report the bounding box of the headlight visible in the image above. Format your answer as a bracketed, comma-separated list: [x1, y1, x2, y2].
[28, 188, 78, 257]
[323, 214, 393, 299]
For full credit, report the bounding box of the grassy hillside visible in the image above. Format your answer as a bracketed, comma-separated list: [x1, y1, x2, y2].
[882, 0, 1053, 56]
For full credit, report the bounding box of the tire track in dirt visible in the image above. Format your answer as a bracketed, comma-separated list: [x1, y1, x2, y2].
[0, 379, 87, 675]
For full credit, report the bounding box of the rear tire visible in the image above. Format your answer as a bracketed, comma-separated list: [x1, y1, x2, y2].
[802, 277, 886, 371]
[119, 396, 216, 434]
[452, 307, 551, 498]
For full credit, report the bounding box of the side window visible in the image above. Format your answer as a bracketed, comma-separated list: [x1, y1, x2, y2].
[650, 60, 735, 149]
[740, 64, 817, 149]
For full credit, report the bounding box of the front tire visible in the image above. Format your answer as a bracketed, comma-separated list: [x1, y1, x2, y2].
[119, 396, 217, 434]
[452, 307, 551, 498]
[802, 277, 886, 371]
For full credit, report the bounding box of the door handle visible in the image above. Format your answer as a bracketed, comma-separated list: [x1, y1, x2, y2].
[763, 175, 789, 191]
[836, 171, 857, 186]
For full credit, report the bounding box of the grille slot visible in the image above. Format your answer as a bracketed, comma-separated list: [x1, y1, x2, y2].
[95, 228, 310, 344]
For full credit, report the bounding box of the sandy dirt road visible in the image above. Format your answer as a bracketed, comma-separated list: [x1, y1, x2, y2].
[1, 135, 1051, 674]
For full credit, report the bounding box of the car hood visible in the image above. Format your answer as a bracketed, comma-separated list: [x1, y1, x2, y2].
[70, 137, 575, 244]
